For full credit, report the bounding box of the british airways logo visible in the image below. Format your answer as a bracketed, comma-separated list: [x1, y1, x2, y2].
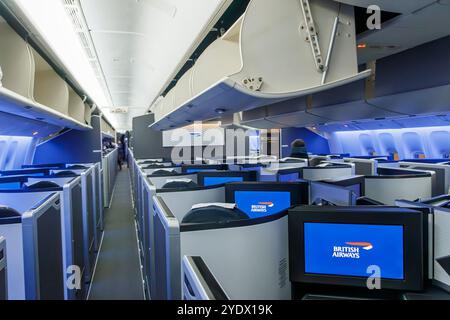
[251, 201, 274, 213]
[332, 242, 374, 259]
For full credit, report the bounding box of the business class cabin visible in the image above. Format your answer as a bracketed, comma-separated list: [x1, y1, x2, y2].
[0, 0, 450, 302]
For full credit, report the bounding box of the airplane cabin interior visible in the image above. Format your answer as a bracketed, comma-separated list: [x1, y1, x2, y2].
[0, 0, 450, 306]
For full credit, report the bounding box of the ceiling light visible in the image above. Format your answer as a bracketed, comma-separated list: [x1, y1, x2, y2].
[215, 108, 227, 114]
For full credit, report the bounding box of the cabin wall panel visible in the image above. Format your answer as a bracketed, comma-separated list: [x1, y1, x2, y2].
[0, 135, 35, 170]
[281, 128, 330, 158]
[32, 115, 102, 165]
[328, 126, 450, 159]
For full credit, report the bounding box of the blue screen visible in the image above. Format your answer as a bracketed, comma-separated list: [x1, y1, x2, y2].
[304, 223, 404, 280]
[234, 191, 291, 218]
[278, 173, 299, 182]
[0, 182, 22, 190]
[203, 176, 243, 186]
[186, 169, 215, 174]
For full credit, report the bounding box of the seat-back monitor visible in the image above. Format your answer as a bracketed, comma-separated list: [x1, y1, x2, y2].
[304, 223, 404, 280]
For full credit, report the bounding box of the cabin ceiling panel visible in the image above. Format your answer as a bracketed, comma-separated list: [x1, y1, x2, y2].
[79, 0, 230, 130]
[358, 1, 450, 63]
[333, 0, 435, 14]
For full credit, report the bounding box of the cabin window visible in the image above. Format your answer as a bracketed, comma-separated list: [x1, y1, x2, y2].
[413, 152, 426, 159]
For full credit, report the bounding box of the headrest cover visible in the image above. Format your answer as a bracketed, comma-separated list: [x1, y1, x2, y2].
[144, 163, 165, 169]
[162, 180, 198, 189]
[192, 203, 236, 210]
[316, 163, 332, 168]
[0, 205, 21, 217]
[151, 169, 177, 176]
[311, 198, 337, 206]
[166, 178, 192, 184]
[24, 181, 59, 190]
[280, 158, 303, 163]
[182, 204, 248, 224]
[67, 165, 88, 170]
[54, 171, 77, 177]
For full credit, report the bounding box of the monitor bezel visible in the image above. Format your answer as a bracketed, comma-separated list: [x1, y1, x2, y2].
[225, 182, 309, 207]
[181, 164, 228, 174]
[289, 206, 425, 292]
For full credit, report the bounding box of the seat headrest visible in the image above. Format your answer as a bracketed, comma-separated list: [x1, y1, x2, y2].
[162, 180, 198, 190]
[182, 204, 249, 224]
[311, 198, 337, 206]
[280, 157, 305, 163]
[24, 181, 60, 190]
[144, 164, 165, 169]
[0, 205, 21, 218]
[151, 169, 177, 176]
[53, 171, 76, 177]
[67, 165, 88, 170]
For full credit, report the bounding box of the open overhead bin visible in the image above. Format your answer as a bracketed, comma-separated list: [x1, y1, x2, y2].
[151, 0, 371, 131]
[0, 21, 91, 131]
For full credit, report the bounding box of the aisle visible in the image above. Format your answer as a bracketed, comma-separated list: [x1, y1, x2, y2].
[88, 167, 145, 300]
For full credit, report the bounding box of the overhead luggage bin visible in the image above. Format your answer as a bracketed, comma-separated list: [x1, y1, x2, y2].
[151, 0, 371, 131]
[68, 87, 87, 124]
[0, 22, 91, 131]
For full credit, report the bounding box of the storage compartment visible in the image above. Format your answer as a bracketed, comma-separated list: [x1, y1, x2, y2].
[0, 20, 90, 130]
[84, 103, 92, 125]
[0, 21, 34, 98]
[32, 49, 69, 115]
[68, 87, 86, 124]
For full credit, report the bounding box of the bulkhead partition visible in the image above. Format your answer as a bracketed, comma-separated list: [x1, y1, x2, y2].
[151, 187, 225, 300]
[400, 162, 450, 196]
[378, 167, 439, 197]
[431, 208, 450, 292]
[395, 199, 450, 292]
[25, 175, 85, 299]
[344, 158, 378, 176]
[180, 214, 291, 300]
[365, 174, 432, 205]
[53, 167, 97, 277]
[301, 165, 354, 181]
[182, 256, 229, 300]
[139, 173, 198, 296]
[0, 191, 64, 300]
[29, 173, 94, 284]
[0, 236, 6, 300]
[309, 181, 357, 206]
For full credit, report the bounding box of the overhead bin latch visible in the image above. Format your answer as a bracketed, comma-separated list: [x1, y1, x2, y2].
[242, 77, 263, 91]
[299, 0, 325, 73]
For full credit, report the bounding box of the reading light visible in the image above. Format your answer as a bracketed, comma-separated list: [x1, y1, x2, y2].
[32, 131, 39, 136]
[215, 108, 227, 114]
